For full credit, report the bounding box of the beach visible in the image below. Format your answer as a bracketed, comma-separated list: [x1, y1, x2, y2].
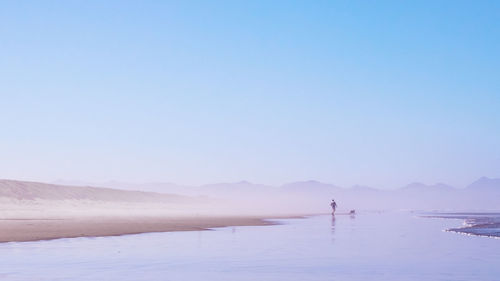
[422, 212, 500, 238]
[2, 213, 499, 281]
[0, 216, 277, 243]
[0, 180, 307, 243]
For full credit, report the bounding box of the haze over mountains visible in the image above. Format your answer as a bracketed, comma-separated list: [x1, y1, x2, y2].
[1, 177, 498, 217]
[2, 177, 497, 242]
[42, 177, 500, 211]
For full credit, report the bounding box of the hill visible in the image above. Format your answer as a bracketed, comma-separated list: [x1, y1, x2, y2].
[0, 179, 188, 203]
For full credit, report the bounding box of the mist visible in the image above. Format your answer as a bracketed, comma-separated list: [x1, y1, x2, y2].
[3, 176, 498, 222]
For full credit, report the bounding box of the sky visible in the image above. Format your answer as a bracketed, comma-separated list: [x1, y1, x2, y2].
[1, 0, 499, 188]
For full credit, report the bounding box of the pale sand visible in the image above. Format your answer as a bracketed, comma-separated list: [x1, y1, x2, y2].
[0, 180, 306, 242]
[0, 216, 280, 243]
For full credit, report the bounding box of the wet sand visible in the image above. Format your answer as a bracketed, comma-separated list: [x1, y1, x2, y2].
[0, 216, 279, 243]
[422, 212, 500, 238]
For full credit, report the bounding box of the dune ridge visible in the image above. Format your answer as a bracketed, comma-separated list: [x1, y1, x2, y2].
[0, 179, 187, 203]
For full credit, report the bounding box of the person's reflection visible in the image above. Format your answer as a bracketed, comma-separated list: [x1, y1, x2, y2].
[330, 214, 336, 243]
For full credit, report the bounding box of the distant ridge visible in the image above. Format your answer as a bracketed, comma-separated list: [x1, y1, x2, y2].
[50, 177, 500, 193]
[466, 177, 500, 192]
[399, 182, 455, 192]
[281, 180, 340, 192]
[7, 176, 499, 211]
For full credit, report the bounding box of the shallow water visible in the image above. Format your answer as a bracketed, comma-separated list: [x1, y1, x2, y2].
[429, 213, 500, 238]
[1, 212, 499, 281]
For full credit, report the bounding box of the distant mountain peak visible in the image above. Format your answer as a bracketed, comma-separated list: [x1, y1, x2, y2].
[401, 182, 454, 191]
[281, 180, 340, 192]
[203, 180, 258, 187]
[405, 182, 426, 188]
[467, 177, 500, 191]
[304, 180, 321, 184]
[284, 180, 329, 186]
[236, 180, 251, 185]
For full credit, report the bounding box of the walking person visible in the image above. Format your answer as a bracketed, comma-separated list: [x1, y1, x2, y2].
[330, 199, 337, 215]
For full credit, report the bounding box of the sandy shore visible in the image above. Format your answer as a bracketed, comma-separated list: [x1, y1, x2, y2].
[422, 212, 500, 238]
[0, 216, 281, 243]
[0, 180, 311, 243]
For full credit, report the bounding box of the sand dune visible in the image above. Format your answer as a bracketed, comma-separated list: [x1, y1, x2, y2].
[0, 179, 296, 242]
[0, 179, 188, 203]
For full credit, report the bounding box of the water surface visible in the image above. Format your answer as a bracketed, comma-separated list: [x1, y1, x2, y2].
[1, 212, 499, 281]
[424, 212, 500, 238]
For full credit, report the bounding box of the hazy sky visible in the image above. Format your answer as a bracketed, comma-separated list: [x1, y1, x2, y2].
[1, 1, 499, 188]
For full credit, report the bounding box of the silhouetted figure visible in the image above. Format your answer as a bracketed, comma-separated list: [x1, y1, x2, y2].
[330, 199, 337, 215]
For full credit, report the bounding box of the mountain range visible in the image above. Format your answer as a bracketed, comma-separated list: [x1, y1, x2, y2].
[1, 177, 498, 212]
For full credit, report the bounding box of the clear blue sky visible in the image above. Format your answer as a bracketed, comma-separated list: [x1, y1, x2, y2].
[1, 1, 499, 188]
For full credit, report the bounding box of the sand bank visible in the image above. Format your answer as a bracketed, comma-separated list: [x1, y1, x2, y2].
[0, 216, 281, 243]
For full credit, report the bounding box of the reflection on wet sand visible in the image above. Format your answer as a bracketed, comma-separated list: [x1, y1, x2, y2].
[330, 215, 336, 243]
[331, 215, 336, 232]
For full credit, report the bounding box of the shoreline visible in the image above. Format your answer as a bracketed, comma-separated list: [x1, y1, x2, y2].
[0, 215, 302, 243]
[421, 212, 500, 238]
